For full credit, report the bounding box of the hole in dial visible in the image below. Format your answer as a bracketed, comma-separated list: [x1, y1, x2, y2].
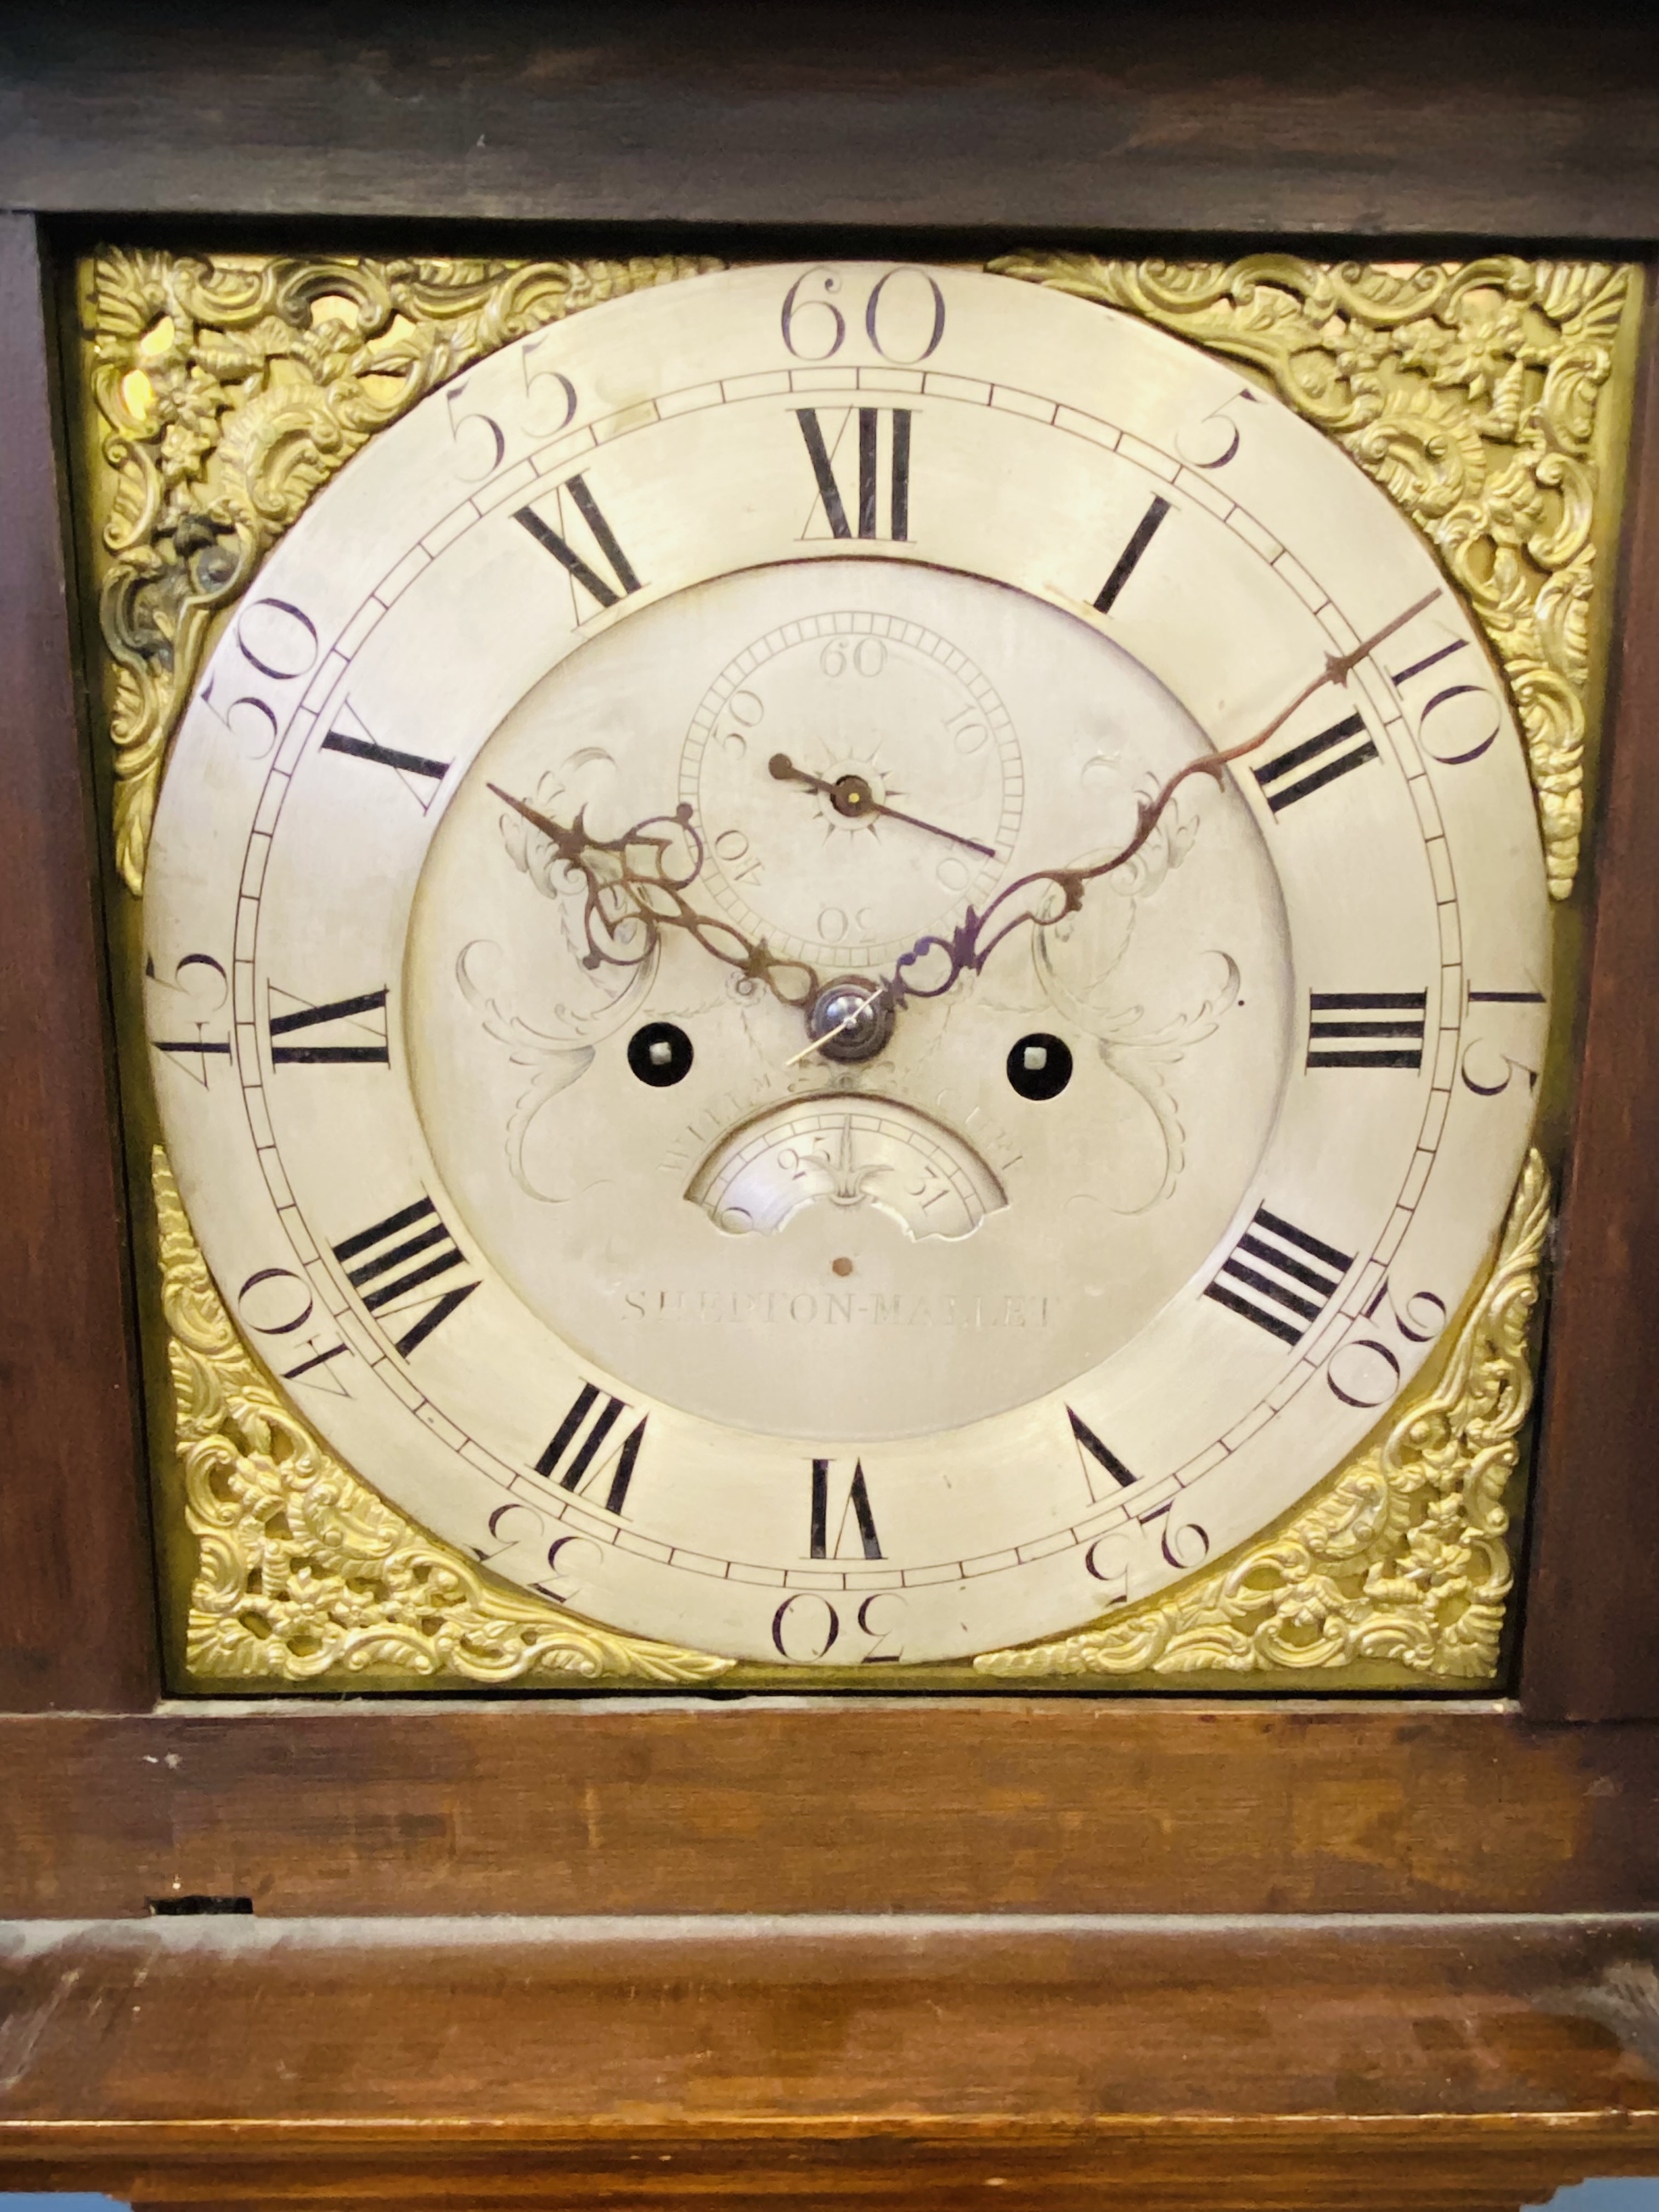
[628, 1022, 695, 1088]
[1007, 1032, 1073, 1102]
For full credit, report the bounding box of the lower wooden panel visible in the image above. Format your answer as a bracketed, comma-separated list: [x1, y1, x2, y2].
[6, 1702, 1659, 1920]
[2, 1914, 1658, 2210]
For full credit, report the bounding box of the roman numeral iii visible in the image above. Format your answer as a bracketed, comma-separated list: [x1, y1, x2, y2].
[795, 408, 911, 541]
[1306, 990, 1427, 1071]
[1253, 710, 1379, 814]
[535, 1381, 647, 1516]
[331, 1197, 477, 1358]
[514, 473, 642, 614]
[1203, 1207, 1354, 1347]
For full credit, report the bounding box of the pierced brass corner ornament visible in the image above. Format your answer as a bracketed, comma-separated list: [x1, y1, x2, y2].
[154, 1148, 733, 1688]
[992, 254, 1633, 899]
[977, 1149, 1549, 1683]
[159, 1131, 1545, 1692]
[84, 250, 722, 895]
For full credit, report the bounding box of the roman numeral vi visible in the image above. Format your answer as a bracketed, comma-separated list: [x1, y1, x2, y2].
[810, 1458, 883, 1560]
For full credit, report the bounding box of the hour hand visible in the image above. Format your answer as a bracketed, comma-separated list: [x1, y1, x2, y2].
[767, 752, 997, 861]
[487, 782, 588, 861]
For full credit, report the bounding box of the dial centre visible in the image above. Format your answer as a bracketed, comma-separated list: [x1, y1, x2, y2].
[830, 771, 875, 820]
[806, 975, 896, 1064]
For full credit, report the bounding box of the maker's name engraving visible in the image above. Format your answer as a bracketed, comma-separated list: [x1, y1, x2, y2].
[623, 1289, 1053, 1328]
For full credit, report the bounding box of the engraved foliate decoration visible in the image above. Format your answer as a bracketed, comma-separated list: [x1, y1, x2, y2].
[992, 252, 1633, 899]
[94, 253, 1577, 1682]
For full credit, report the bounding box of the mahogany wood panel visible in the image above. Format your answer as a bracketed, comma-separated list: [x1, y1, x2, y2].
[1524, 270, 1659, 1723]
[2, 3, 1658, 238]
[2, 1914, 1658, 2209]
[5, 1703, 1659, 1920]
[0, 215, 155, 1711]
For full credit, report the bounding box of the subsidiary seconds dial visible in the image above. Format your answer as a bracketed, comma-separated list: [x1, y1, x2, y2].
[680, 608, 1022, 968]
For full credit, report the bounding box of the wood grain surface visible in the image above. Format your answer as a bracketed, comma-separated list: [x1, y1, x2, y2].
[2, 1912, 1658, 2208]
[1524, 269, 1659, 1723]
[1, 3, 1657, 239]
[0, 215, 155, 1711]
[5, 1702, 1658, 1920]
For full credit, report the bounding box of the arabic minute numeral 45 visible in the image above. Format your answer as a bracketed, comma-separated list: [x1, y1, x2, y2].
[148, 951, 231, 1086]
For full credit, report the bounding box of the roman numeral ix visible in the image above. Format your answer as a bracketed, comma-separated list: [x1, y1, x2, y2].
[514, 473, 642, 614]
[331, 1197, 477, 1358]
[268, 986, 390, 1065]
[535, 1381, 647, 1517]
[1204, 1207, 1354, 1347]
[796, 408, 911, 542]
[1253, 710, 1380, 814]
[1306, 990, 1427, 1071]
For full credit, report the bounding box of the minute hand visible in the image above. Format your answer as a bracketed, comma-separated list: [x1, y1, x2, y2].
[768, 753, 997, 860]
[874, 590, 1442, 1012]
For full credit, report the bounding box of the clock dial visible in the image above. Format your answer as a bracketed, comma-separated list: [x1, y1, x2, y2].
[142, 262, 1551, 1667]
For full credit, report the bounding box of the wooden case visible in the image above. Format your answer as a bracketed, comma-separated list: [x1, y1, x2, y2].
[4, 9, 1659, 2207]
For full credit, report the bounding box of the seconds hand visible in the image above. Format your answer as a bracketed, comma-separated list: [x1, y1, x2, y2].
[768, 753, 997, 860]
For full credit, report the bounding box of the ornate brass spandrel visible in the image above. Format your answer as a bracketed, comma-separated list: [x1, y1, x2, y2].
[154, 1147, 733, 1689]
[976, 1148, 1549, 1684]
[83, 250, 723, 895]
[991, 253, 1635, 901]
